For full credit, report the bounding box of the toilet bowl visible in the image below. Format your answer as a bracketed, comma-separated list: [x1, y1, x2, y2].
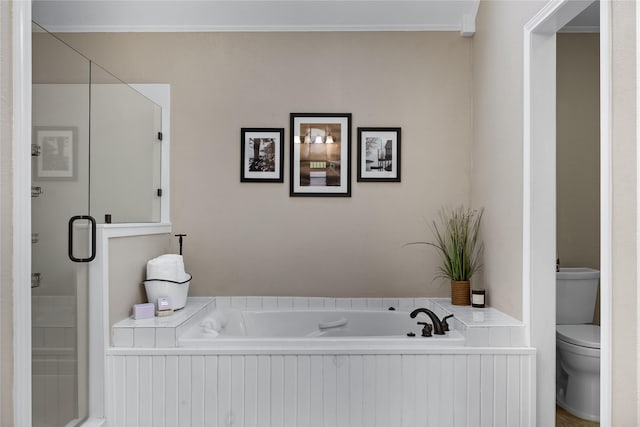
[556, 268, 600, 421]
[556, 324, 600, 422]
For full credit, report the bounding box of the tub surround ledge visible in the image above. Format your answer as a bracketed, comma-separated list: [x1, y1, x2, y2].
[112, 297, 213, 348]
[111, 296, 525, 348]
[431, 298, 527, 347]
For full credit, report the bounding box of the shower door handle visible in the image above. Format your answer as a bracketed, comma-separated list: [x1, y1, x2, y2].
[68, 215, 96, 263]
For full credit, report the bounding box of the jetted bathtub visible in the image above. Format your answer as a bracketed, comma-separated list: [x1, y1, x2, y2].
[178, 307, 465, 349]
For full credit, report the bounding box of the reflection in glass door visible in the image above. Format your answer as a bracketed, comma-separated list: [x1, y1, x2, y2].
[31, 23, 91, 427]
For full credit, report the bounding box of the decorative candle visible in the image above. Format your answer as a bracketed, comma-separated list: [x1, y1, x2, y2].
[472, 289, 486, 308]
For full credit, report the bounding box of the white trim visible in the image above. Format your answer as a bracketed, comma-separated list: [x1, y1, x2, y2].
[524, 25, 557, 427]
[35, 23, 463, 33]
[600, 1, 612, 424]
[12, 1, 32, 426]
[88, 222, 171, 421]
[460, 14, 476, 37]
[637, 0, 640, 421]
[31, 0, 480, 35]
[107, 346, 537, 357]
[522, 22, 532, 348]
[637, 0, 640, 420]
[523, 0, 609, 425]
[98, 223, 171, 238]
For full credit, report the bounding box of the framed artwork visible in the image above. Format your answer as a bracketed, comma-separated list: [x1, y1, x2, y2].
[290, 113, 352, 197]
[240, 128, 284, 183]
[33, 127, 77, 180]
[357, 127, 401, 182]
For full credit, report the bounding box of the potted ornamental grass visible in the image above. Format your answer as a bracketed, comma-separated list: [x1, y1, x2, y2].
[407, 206, 484, 305]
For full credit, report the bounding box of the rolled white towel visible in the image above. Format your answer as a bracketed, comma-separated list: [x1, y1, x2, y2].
[201, 313, 227, 335]
[200, 319, 220, 337]
[147, 254, 187, 282]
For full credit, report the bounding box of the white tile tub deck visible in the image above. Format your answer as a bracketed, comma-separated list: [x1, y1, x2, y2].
[112, 296, 526, 348]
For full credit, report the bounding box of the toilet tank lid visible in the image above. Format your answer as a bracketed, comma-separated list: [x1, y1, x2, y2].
[556, 324, 600, 349]
[556, 267, 600, 280]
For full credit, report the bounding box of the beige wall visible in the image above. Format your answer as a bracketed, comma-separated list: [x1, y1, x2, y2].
[109, 234, 172, 329]
[0, 0, 13, 424]
[556, 33, 600, 271]
[471, 0, 546, 320]
[58, 31, 474, 299]
[611, 1, 638, 424]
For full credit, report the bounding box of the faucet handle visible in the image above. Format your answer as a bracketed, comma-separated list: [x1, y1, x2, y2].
[417, 321, 433, 337]
[441, 314, 454, 332]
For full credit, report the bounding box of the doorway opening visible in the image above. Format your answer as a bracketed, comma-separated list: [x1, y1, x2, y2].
[524, 0, 611, 425]
[556, 6, 601, 425]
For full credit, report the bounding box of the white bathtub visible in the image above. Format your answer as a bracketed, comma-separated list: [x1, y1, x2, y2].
[178, 308, 465, 349]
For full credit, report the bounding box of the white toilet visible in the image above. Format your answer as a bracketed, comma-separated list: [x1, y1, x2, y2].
[556, 267, 600, 422]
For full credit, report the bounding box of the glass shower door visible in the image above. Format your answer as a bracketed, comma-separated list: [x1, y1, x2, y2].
[32, 22, 163, 426]
[31, 23, 91, 427]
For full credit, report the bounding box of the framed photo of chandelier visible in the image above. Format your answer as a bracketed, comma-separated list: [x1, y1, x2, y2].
[290, 113, 352, 197]
[357, 127, 401, 182]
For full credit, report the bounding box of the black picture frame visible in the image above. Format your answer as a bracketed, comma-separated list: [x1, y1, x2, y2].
[357, 127, 401, 182]
[240, 128, 285, 183]
[290, 113, 352, 197]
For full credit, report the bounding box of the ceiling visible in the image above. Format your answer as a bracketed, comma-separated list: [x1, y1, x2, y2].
[32, 0, 599, 36]
[32, 0, 480, 35]
[562, 1, 599, 32]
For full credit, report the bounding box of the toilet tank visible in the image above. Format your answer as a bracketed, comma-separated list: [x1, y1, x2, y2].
[556, 268, 600, 324]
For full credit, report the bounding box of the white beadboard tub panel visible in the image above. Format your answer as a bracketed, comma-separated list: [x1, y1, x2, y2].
[107, 351, 535, 427]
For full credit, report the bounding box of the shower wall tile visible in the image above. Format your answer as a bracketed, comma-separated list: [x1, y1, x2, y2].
[308, 297, 325, 308]
[382, 298, 399, 310]
[155, 328, 176, 348]
[230, 296, 246, 308]
[246, 296, 263, 309]
[350, 299, 367, 309]
[322, 298, 336, 308]
[113, 328, 134, 347]
[335, 298, 351, 309]
[293, 297, 309, 308]
[134, 328, 156, 348]
[261, 297, 278, 309]
[277, 297, 293, 308]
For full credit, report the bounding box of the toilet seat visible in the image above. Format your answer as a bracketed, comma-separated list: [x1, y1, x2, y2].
[556, 324, 600, 349]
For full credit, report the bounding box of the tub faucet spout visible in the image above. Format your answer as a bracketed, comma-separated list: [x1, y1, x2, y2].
[409, 308, 446, 335]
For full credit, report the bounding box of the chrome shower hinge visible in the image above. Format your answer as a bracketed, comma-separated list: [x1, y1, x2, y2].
[31, 273, 41, 288]
[31, 186, 43, 198]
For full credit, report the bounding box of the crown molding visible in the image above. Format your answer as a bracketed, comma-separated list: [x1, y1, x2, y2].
[33, 0, 479, 35]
